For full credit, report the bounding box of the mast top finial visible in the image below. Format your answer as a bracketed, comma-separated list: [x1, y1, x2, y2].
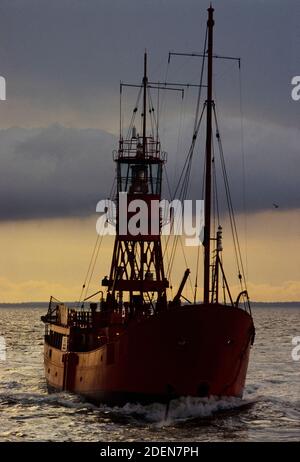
[207, 4, 214, 26]
[143, 51, 148, 82]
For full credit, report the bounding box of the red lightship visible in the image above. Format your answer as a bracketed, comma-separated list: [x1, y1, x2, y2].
[42, 7, 255, 405]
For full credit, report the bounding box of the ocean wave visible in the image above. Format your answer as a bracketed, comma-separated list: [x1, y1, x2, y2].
[0, 389, 255, 424]
[98, 395, 256, 427]
[0, 391, 97, 411]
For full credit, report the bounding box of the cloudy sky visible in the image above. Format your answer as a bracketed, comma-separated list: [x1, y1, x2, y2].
[0, 0, 299, 302]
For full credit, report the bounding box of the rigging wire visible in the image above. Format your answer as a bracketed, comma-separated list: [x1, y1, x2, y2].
[152, 30, 208, 293]
[156, 84, 160, 141]
[163, 28, 208, 293]
[79, 79, 147, 303]
[147, 86, 155, 137]
[82, 234, 105, 303]
[163, 104, 206, 276]
[77, 234, 101, 309]
[238, 63, 249, 281]
[158, 58, 171, 148]
[193, 242, 201, 303]
[78, 174, 117, 308]
[174, 87, 186, 183]
[193, 28, 208, 135]
[212, 136, 220, 231]
[76, 24, 250, 308]
[148, 89, 161, 142]
[213, 104, 248, 295]
[126, 86, 143, 139]
[193, 125, 207, 302]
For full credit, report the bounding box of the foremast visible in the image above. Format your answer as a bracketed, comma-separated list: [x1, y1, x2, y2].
[103, 53, 169, 310]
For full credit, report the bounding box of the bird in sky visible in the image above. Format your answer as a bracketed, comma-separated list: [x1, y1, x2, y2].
[273, 203, 279, 208]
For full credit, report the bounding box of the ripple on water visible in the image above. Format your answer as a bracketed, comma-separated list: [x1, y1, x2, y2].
[0, 306, 299, 441]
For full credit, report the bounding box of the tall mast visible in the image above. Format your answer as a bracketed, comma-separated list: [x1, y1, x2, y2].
[203, 6, 214, 304]
[142, 51, 148, 157]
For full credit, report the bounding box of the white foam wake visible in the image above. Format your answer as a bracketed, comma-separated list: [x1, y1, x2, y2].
[100, 395, 255, 426]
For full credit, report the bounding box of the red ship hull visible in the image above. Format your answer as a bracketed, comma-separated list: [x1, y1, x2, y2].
[44, 304, 254, 405]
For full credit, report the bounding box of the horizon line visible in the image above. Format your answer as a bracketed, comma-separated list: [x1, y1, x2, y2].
[0, 300, 299, 306]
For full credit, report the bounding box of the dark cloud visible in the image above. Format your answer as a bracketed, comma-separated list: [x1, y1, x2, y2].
[0, 125, 116, 219]
[0, 1, 299, 219]
[0, 0, 299, 128]
[0, 119, 298, 221]
[162, 114, 300, 214]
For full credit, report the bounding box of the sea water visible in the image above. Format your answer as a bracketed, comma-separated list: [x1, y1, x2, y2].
[0, 306, 299, 442]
